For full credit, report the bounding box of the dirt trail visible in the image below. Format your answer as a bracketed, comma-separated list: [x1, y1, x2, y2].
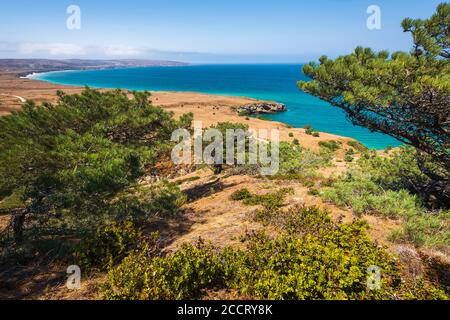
[0, 93, 26, 103]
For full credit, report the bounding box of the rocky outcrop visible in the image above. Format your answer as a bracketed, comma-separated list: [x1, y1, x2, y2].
[235, 102, 286, 115]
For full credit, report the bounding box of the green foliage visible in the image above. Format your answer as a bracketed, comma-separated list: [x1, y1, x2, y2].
[401, 3, 449, 58]
[344, 148, 355, 162]
[357, 147, 447, 203]
[347, 140, 368, 153]
[75, 221, 143, 271]
[321, 177, 421, 217]
[0, 188, 25, 211]
[303, 124, 316, 136]
[103, 206, 447, 300]
[390, 210, 450, 248]
[320, 148, 449, 249]
[230, 188, 252, 201]
[277, 142, 330, 177]
[0, 89, 191, 244]
[238, 110, 250, 117]
[231, 187, 294, 211]
[207, 122, 250, 174]
[319, 140, 342, 152]
[288, 132, 294, 137]
[175, 176, 201, 185]
[298, 4, 450, 185]
[103, 239, 224, 300]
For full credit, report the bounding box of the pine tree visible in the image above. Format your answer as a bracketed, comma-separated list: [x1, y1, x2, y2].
[298, 3, 449, 206]
[0, 88, 192, 241]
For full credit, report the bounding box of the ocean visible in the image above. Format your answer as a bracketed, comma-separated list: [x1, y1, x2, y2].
[31, 64, 402, 150]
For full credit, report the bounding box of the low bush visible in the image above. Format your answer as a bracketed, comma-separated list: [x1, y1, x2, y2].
[304, 124, 314, 135]
[319, 148, 449, 249]
[390, 211, 450, 248]
[103, 239, 223, 300]
[321, 175, 421, 217]
[75, 221, 143, 271]
[347, 140, 369, 153]
[231, 187, 294, 211]
[230, 188, 252, 201]
[318, 140, 342, 152]
[103, 206, 447, 300]
[344, 148, 355, 162]
[277, 142, 330, 176]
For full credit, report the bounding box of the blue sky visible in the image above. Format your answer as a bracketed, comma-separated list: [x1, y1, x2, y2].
[0, 0, 444, 63]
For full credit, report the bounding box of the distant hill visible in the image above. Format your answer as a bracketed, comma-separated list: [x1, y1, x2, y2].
[0, 59, 189, 75]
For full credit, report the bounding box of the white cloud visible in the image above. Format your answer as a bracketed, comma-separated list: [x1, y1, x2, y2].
[19, 43, 86, 56]
[13, 42, 144, 57]
[102, 45, 143, 56]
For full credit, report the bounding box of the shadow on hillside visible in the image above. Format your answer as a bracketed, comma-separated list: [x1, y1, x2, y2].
[183, 178, 239, 202]
[0, 262, 66, 300]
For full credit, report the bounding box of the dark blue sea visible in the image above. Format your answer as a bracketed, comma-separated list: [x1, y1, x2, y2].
[32, 64, 402, 149]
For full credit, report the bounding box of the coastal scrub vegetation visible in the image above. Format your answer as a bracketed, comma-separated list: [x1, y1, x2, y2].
[319, 147, 449, 249]
[0, 88, 447, 300]
[298, 3, 450, 206]
[102, 205, 447, 300]
[1, 7, 449, 300]
[0, 88, 191, 261]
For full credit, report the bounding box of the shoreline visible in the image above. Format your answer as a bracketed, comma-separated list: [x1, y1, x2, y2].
[0, 68, 360, 152]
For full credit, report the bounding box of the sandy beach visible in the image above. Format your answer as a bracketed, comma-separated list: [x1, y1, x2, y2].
[0, 70, 354, 151]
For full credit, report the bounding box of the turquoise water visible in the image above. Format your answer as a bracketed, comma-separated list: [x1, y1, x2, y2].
[32, 64, 402, 149]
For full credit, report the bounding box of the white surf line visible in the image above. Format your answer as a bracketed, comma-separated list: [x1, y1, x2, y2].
[0, 94, 26, 103]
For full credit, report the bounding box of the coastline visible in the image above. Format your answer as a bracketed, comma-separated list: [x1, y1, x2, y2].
[0, 68, 357, 152]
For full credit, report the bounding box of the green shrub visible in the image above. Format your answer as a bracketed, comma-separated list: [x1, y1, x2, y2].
[390, 211, 450, 248]
[304, 124, 314, 135]
[254, 205, 334, 236]
[320, 149, 449, 250]
[232, 187, 294, 211]
[288, 132, 294, 138]
[356, 147, 440, 195]
[230, 188, 252, 201]
[277, 142, 330, 176]
[103, 206, 447, 300]
[321, 176, 421, 217]
[292, 138, 300, 146]
[103, 239, 223, 300]
[312, 132, 320, 137]
[319, 140, 342, 152]
[344, 148, 355, 162]
[75, 221, 143, 271]
[347, 141, 369, 153]
[303, 180, 315, 188]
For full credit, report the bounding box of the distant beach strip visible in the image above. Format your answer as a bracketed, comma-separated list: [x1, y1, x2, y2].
[31, 64, 403, 150]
